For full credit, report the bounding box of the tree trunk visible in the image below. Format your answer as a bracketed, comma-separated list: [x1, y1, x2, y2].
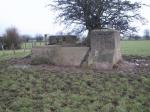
[86, 30, 91, 48]
[11, 44, 15, 54]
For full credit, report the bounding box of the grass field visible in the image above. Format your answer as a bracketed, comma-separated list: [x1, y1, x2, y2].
[0, 40, 150, 60]
[0, 61, 149, 112]
[22, 42, 45, 49]
[0, 41, 150, 112]
[0, 42, 45, 60]
[121, 40, 150, 56]
[0, 50, 31, 60]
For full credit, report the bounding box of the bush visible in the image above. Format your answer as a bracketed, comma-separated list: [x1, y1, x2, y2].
[3, 27, 22, 50]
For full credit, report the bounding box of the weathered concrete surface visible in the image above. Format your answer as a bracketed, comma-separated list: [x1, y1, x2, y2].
[48, 35, 77, 45]
[88, 29, 122, 69]
[32, 30, 122, 69]
[31, 45, 89, 66]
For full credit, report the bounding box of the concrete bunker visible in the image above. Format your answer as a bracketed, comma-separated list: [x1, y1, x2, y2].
[31, 29, 122, 69]
[48, 35, 78, 46]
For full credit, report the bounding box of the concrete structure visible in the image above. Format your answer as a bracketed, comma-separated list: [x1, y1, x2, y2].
[31, 29, 122, 69]
[48, 35, 77, 45]
[88, 29, 122, 69]
[32, 45, 89, 66]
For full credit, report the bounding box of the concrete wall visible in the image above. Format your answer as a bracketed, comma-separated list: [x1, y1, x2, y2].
[31, 45, 89, 66]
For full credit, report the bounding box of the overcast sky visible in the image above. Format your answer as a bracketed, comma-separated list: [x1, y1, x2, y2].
[0, 0, 150, 36]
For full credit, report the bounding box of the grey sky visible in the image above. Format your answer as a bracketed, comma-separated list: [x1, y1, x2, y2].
[0, 0, 150, 36]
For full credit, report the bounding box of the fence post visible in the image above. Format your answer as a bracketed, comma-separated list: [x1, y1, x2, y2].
[44, 34, 48, 45]
[1, 44, 4, 55]
[24, 42, 26, 53]
[34, 41, 36, 47]
[32, 41, 34, 48]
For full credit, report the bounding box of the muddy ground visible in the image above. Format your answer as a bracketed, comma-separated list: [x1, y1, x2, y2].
[6, 55, 150, 74]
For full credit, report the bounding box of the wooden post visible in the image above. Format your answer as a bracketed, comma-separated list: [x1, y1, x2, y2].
[24, 42, 26, 53]
[32, 41, 34, 48]
[34, 41, 36, 47]
[40, 40, 41, 46]
[1, 44, 4, 55]
[0, 38, 5, 55]
[44, 34, 47, 45]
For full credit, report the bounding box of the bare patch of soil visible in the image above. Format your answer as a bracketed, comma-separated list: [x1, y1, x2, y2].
[8, 55, 31, 65]
[7, 55, 150, 74]
[122, 55, 150, 73]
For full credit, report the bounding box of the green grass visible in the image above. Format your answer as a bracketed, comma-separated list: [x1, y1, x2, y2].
[121, 40, 150, 56]
[0, 61, 149, 112]
[0, 42, 45, 60]
[22, 42, 45, 49]
[0, 41, 150, 112]
[0, 50, 31, 60]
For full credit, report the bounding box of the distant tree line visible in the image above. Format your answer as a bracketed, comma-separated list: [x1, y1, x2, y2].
[22, 34, 44, 43]
[128, 29, 150, 40]
[144, 29, 150, 40]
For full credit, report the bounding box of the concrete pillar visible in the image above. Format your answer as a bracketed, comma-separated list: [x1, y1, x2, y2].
[88, 29, 122, 69]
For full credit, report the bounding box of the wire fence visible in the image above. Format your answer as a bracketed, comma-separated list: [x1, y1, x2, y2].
[0, 40, 48, 60]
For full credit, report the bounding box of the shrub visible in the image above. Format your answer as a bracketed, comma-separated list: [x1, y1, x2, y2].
[4, 27, 22, 50]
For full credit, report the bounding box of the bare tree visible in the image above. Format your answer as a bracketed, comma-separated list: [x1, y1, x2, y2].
[4, 27, 22, 50]
[50, 0, 146, 35]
